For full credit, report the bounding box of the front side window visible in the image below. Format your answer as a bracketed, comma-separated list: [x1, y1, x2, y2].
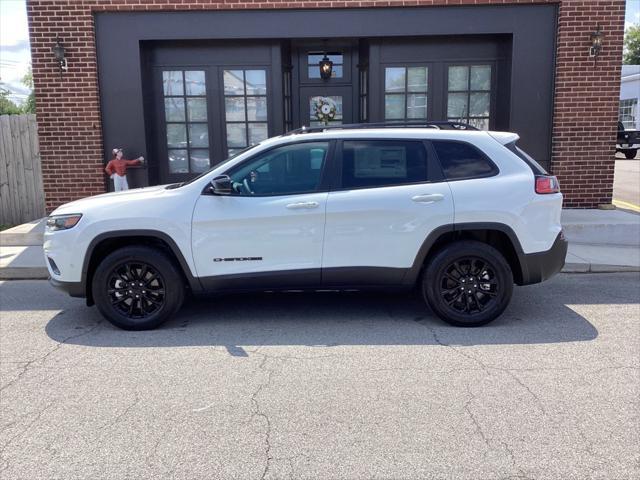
[228, 141, 329, 196]
[223, 69, 269, 157]
[384, 66, 429, 121]
[341, 140, 429, 189]
[432, 140, 498, 180]
[447, 65, 492, 130]
[162, 70, 209, 174]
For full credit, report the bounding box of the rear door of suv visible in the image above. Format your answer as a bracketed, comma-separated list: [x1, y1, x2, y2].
[321, 138, 454, 285]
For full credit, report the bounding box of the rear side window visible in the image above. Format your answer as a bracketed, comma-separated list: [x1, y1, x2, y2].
[341, 140, 430, 189]
[432, 140, 498, 180]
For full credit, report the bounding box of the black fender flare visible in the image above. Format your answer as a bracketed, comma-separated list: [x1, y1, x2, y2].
[403, 222, 527, 285]
[82, 230, 203, 296]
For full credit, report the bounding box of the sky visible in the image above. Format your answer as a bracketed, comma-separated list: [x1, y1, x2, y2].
[0, 0, 31, 104]
[1, 0, 640, 105]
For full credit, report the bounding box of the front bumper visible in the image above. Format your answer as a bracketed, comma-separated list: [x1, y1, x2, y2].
[49, 277, 85, 298]
[518, 232, 568, 285]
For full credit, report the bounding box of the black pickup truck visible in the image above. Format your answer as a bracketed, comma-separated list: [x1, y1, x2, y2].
[617, 122, 640, 159]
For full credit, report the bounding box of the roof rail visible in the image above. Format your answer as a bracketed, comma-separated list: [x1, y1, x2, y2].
[282, 121, 478, 136]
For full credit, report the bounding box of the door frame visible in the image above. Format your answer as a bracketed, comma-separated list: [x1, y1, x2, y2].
[291, 41, 359, 129]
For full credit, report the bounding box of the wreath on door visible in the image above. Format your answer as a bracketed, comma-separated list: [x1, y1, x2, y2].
[313, 96, 337, 125]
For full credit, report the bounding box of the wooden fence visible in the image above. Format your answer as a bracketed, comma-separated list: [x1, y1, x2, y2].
[0, 114, 45, 226]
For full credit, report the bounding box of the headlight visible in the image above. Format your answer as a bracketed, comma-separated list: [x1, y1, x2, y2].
[46, 214, 82, 231]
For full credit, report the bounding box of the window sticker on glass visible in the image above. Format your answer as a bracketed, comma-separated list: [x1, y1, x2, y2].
[354, 147, 407, 178]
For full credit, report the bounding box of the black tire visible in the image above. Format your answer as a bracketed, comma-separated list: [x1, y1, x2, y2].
[422, 240, 513, 327]
[92, 246, 185, 330]
[624, 150, 637, 159]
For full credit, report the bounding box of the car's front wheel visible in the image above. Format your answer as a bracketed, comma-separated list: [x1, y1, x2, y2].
[422, 240, 513, 327]
[92, 246, 185, 330]
[624, 149, 637, 159]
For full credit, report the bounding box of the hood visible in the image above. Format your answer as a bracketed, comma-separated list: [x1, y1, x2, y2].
[51, 185, 170, 215]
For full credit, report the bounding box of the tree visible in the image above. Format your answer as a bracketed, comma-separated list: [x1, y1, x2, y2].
[22, 67, 35, 114]
[0, 87, 22, 115]
[624, 23, 640, 65]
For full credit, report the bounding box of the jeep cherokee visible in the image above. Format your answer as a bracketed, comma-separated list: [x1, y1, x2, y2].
[44, 124, 567, 330]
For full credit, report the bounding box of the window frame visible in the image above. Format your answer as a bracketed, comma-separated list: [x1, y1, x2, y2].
[430, 139, 500, 182]
[619, 98, 638, 130]
[221, 68, 271, 157]
[299, 48, 352, 85]
[334, 139, 444, 191]
[381, 63, 432, 123]
[445, 63, 495, 130]
[221, 139, 337, 197]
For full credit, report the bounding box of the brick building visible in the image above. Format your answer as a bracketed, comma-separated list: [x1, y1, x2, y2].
[26, 0, 625, 210]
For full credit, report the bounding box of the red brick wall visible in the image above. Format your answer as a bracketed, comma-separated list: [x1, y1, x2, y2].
[551, 0, 625, 207]
[26, 0, 625, 211]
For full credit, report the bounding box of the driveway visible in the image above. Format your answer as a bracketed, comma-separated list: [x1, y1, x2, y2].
[1, 274, 639, 479]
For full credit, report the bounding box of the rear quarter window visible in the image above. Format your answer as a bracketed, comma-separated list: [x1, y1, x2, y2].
[505, 142, 548, 175]
[432, 140, 498, 180]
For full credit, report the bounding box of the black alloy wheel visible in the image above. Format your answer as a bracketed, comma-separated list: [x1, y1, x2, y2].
[422, 240, 513, 327]
[107, 261, 166, 319]
[438, 257, 499, 315]
[92, 246, 185, 330]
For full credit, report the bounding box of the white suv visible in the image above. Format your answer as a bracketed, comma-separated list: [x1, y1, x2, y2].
[44, 124, 567, 330]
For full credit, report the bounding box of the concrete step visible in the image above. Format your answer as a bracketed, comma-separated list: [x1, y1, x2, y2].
[0, 218, 46, 246]
[561, 209, 640, 247]
[0, 245, 48, 279]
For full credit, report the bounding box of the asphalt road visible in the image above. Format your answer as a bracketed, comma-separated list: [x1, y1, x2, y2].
[613, 159, 640, 209]
[1, 274, 639, 479]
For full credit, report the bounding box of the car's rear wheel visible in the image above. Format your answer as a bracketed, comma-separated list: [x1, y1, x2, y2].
[624, 150, 637, 159]
[422, 240, 513, 327]
[92, 246, 185, 330]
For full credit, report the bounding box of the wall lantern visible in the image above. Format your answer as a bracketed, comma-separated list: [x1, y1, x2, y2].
[319, 54, 333, 80]
[589, 26, 604, 57]
[52, 37, 68, 74]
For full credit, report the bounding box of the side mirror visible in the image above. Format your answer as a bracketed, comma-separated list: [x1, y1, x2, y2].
[211, 175, 232, 195]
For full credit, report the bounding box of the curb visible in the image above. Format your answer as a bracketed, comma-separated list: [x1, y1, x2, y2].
[562, 263, 640, 273]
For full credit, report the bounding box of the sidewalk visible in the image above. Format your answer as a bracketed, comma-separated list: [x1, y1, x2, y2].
[1, 210, 639, 280]
[561, 209, 640, 273]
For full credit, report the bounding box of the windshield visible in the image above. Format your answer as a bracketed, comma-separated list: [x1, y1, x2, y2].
[166, 145, 260, 189]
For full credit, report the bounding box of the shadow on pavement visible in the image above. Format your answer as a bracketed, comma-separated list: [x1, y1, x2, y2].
[4, 273, 639, 349]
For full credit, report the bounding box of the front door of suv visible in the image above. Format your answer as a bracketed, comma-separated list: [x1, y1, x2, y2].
[322, 139, 454, 285]
[191, 140, 333, 289]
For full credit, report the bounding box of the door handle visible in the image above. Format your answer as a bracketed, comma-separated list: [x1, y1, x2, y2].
[412, 193, 445, 204]
[286, 201, 319, 210]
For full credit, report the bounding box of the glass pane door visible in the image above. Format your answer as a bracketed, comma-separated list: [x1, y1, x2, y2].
[161, 70, 210, 174]
[223, 69, 269, 157]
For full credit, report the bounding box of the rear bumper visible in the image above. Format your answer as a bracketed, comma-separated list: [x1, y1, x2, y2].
[518, 232, 568, 285]
[49, 277, 85, 298]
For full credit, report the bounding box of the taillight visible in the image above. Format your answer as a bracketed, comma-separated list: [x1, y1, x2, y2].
[535, 175, 560, 194]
